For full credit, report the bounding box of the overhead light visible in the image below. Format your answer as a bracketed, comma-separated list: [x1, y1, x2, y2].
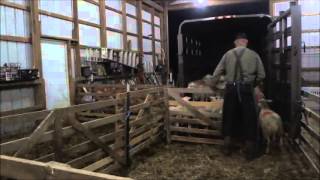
[193, 0, 209, 7]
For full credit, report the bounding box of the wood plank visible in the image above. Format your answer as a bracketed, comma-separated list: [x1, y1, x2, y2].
[0, 35, 31, 43]
[130, 125, 162, 146]
[0, 105, 45, 117]
[170, 117, 222, 128]
[62, 99, 116, 112]
[170, 126, 221, 136]
[168, 88, 213, 94]
[53, 110, 64, 161]
[170, 109, 221, 119]
[67, 149, 104, 168]
[168, 90, 215, 127]
[130, 132, 161, 156]
[169, 100, 223, 108]
[68, 114, 123, 164]
[1, 113, 124, 154]
[0, 155, 132, 180]
[0, 110, 50, 126]
[171, 135, 224, 145]
[163, 87, 171, 143]
[130, 116, 163, 138]
[117, 87, 163, 98]
[14, 111, 56, 157]
[82, 157, 114, 172]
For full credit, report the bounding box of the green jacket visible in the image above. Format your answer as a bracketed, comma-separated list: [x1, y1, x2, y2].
[209, 47, 265, 87]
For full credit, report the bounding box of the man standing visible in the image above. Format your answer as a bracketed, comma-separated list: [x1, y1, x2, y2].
[205, 33, 265, 160]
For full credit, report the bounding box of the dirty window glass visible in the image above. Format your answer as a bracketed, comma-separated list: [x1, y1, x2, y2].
[106, 10, 122, 30]
[107, 30, 123, 49]
[78, 0, 100, 24]
[79, 24, 100, 47]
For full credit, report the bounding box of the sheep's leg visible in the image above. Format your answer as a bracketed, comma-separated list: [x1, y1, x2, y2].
[266, 137, 270, 154]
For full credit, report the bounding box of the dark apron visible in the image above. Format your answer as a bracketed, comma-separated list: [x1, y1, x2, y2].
[222, 49, 258, 142]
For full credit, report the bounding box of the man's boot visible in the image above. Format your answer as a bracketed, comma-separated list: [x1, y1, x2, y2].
[223, 136, 232, 156]
[245, 141, 257, 161]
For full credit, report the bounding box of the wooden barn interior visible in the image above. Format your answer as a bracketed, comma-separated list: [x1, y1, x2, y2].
[0, 0, 319, 179]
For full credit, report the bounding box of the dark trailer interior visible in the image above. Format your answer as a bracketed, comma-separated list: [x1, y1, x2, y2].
[176, 15, 272, 86]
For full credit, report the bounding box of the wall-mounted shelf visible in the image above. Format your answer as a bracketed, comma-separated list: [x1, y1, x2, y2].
[0, 79, 42, 90]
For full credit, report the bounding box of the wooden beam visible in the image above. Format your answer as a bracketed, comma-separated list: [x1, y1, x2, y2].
[168, 89, 215, 126]
[171, 135, 224, 145]
[82, 157, 114, 171]
[99, 0, 107, 47]
[142, 0, 163, 12]
[14, 111, 55, 157]
[170, 126, 221, 136]
[0, 155, 132, 180]
[0, 35, 31, 43]
[53, 110, 64, 161]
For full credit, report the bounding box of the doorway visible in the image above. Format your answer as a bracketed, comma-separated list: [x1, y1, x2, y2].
[41, 40, 70, 109]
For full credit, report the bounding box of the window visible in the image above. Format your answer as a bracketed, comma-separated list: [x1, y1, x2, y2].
[126, 16, 137, 34]
[0, 6, 30, 37]
[299, 0, 320, 14]
[1, 88, 35, 112]
[0, 41, 32, 68]
[107, 30, 123, 49]
[155, 41, 161, 54]
[106, 10, 122, 30]
[127, 35, 138, 51]
[105, 0, 122, 11]
[39, 0, 72, 17]
[302, 15, 320, 30]
[79, 24, 100, 47]
[4, 0, 28, 6]
[154, 16, 160, 26]
[40, 15, 73, 38]
[78, 0, 100, 24]
[126, 3, 136, 16]
[302, 32, 320, 47]
[154, 27, 161, 40]
[273, 1, 290, 16]
[142, 10, 151, 22]
[142, 22, 152, 37]
[143, 38, 152, 52]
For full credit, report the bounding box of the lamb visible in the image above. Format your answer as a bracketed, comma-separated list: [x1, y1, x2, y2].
[258, 97, 284, 154]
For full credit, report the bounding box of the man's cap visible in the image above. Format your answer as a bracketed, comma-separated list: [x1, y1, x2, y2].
[235, 33, 248, 40]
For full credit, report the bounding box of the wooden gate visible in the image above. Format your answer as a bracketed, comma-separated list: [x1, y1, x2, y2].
[166, 88, 224, 145]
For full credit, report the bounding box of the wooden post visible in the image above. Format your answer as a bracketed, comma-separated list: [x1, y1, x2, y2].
[53, 109, 64, 162]
[163, 87, 171, 143]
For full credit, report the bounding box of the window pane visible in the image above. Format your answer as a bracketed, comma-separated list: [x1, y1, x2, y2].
[142, 22, 152, 37]
[154, 16, 160, 25]
[105, 0, 122, 11]
[126, 3, 136, 16]
[155, 41, 161, 54]
[299, 0, 320, 14]
[154, 27, 161, 40]
[107, 30, 123, 49]
[106, 10, 122, 30]
[143, 38, 152, 52]
[143, 54, 153, 73]
[302, 48, 320, 68]
[39, 0, 72, 17]
[142, 10, 151, 22]
[41, 15, 73, 38]
[302, 15, 320, 30]
[1, 88, 35, 112]
[0, 41, 32, 69]
[0, 6, 30, 37]
[78, 0, 100, 24]
[79, 24, 100, 47]
[273, 1, 290, 16]
[302, 32, 320, 47]
[127, 35, 138, 51]
[126, 16, 137, 34]
[4, 0, 28, 6]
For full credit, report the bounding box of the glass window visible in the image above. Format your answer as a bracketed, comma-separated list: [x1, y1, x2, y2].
[155, 41, 161, 54]
[106, 10, 122, 30]
[143, 38, 152, 52]
[5, 0, 28, 6]
[79, 24, 100, 47]
[1, 88, 35, 112]
[154, 16, 160, 26]
[39, 0, 72, 17]
[0, 41, 32, 68]
[143, 54, 153, 73]
[299, 0, 320, 14]
[154, 27, 161, 40]
[105, 0, 122, 11]
[302, 32, 320, 47]
[142, 10, 151, 22]
[127, 35, 138, 51]
[107, 30, 123, 49]
[302, 15, 320, 30]
[78, 0, 100, 24]
[0, 6, 30, 37]
[142, 22, 152, 37]
[126, 3, 136, 16]
[126, 16, 137, 34]
[273, 1, 290, 16]
[40, 15, 73, 38]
